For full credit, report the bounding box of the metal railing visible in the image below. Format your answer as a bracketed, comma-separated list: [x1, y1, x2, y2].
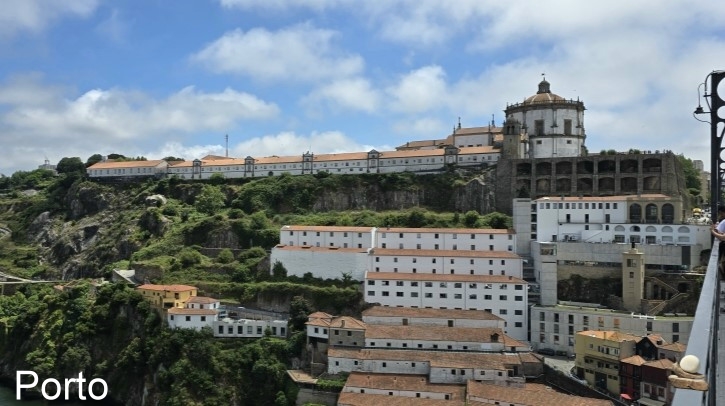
[671, 240, 720, 405]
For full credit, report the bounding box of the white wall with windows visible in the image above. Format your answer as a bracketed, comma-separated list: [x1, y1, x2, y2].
[364, 272, 528, 341]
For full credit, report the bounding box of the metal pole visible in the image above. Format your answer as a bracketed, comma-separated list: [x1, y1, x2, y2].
[710, 71, 725, 221]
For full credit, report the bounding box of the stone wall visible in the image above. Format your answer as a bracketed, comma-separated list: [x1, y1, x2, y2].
[495, 152, 688, 214]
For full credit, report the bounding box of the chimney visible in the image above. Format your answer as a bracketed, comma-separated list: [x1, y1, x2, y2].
[341, 319, 346, 328]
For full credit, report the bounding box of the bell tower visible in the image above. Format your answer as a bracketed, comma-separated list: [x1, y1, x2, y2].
[501, 116, 523, 159]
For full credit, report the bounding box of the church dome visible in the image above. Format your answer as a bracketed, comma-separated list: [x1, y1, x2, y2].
[523, 79, 566, 104]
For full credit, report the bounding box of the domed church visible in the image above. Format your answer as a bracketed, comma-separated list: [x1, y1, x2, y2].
[502, 78, 586, 159]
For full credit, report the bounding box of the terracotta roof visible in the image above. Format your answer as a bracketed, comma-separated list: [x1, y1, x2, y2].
[88, 160, 167, 169]
[344, 372, 465, 396]
[305, 318, 331, 328]
[535, 194, 672, 203]
[137, 284, 197, 292]
[328, 348, 530, 370]
[273, 245, 369, 253]
[167, 308, 217, 315]
[643, 358, 675, 370]
[620, 355, 647, 366]
[329, 316, 367, 330]
[381, 227, 512, 234]
[365, 325, 507, 343]
[186, 296, 219, 304]
[308, 311, 334, 320]
[337, 392, 464, 406]
[503, 336, 530, 349]
[396, 139, 448, 149]
[313, 151, 369, 162]
[282, 225, 374, 233]
[171, 158, 246, 168]
[361, 306, 503, 321]
[466, 381, 613, 406]
[659, 342, 687, 352]
[366, 272, 526, 284]
[576, 330, 641, 343]
[453, 126, 503, 136]
[371, 248, 520, 259]
[200, 154, 229, 160]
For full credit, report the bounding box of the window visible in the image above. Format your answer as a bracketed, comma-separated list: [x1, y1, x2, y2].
[185, 316, 191, 321]
[515, 296, 523, 301]
[382, 292, 389, 296]
[515, 285, 523, 290]
[367, 291, 375, 296]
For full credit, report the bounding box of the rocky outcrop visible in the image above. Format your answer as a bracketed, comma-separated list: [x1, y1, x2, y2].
[66, 182, 110, 220]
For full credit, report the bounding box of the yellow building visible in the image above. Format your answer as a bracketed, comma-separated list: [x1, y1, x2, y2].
[574, 330, 638, 395]
[137, 284, 198, 309]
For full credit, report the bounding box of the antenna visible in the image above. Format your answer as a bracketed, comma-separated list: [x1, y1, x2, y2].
[225, 134, 229, 157]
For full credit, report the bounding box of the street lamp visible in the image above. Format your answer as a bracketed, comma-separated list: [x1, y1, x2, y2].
[693, 71, 725, 218]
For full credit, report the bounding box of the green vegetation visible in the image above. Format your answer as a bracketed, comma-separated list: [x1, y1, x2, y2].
[0, 157, 512, 404]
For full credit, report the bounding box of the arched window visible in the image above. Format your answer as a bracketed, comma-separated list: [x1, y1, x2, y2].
[629, 204, 642, 223]
[630, 226, 641, 232]
[662, 204, 675, 224]
[645, 204, 658, 223]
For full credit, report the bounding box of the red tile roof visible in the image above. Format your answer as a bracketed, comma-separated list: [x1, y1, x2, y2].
[186, 296, 219, 304]
[466, 381, 613, 406]
[361, 306, 503, 321]
[344, 372, 465, 396]
[365, 272, 526, 284]
[88, 160, 167, 169]
[337, 392, 464, 406]
[371, 248, 520, 259]
[167, 308, 217, 315]
[137, 284, 197, 292]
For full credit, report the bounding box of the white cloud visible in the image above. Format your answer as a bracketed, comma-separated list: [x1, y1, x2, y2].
[386, 66, 448, 114]
[95, 8, 129, 44]
[0, 0, 98, 37]
[191, 24, 364, 82]
[230, 131, 380, 157]
[218, 0, 342, 11]
[0, 78, 279, 175]
[302, 78, 381, 114]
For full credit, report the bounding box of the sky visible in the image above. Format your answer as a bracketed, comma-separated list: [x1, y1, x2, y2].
[1, 0, 725, 176]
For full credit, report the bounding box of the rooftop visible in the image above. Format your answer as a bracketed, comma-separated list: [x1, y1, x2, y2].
[337, 392, 464, 406]
[361, 306, 504, 321]
[365, 325, 517, 345]
[466, 381, 612, 406]
[167, 308, 217, 315]
[344, 372, 465, 396]
[186, 296, 219, 304]
[87, 159, 167, 169]
[328, 348, 535, 370]
[137, 284, 197, 292]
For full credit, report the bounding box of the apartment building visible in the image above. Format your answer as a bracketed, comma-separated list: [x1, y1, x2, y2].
[531, 304, 692, 355]
[365, 272, 528, 341]
[137, 284, 198, 309]
[574, 331, 639, 395]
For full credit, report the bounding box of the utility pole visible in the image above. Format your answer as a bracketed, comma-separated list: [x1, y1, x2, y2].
[225, 134, 229, 158]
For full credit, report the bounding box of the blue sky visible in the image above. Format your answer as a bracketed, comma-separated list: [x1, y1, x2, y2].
[1, 0, 725, 176]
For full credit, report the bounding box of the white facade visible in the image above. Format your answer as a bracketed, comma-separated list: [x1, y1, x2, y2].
[365, 272, 528, 341]
[101, 145, 499, 181]
[364, 325, 526, 352]
[376, 228, 515, 252]
[530, 305, 693, 355]
[504, 79, 586, 159]
[213, 318, 288, 338]
[279, 226, 375, 249]
[271, 246, 370, 280]
[87, 160, 168, 178]
[167, 308, 217, 330]
[370, 249, 522, 278]
[327, 348, 528, 385]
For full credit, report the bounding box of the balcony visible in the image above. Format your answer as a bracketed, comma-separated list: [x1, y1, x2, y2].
[671, 239, 722, 405]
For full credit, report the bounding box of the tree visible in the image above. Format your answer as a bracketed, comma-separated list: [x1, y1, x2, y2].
[463, 210, 480, 228]
[678, 155, 701, 197]
[272, 260, 287, 280]
[195, 185, 226, 215]
[209, 172, 225, 185]
[216, 248, 234, 264]
[162, 156, 185, 162]
[289, 296, 314, 331]
[56, 157, 85, 175]
[85, 154, 103, 167]
[274, 391, 288, 406]
[480, 212, 511, 229]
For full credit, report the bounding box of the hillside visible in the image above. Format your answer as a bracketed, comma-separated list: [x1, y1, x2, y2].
[0, 167, 508, 405]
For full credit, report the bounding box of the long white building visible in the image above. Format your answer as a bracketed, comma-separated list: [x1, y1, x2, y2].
[365, 272, 528, 340]
[87, 145, 499, 180]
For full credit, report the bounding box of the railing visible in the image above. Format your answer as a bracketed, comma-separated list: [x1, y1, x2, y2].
[671, 239, 720, 405]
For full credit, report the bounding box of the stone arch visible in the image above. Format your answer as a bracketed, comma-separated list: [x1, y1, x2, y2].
[598, 160, 616, 173]
[643, 176, 660, 191]
[556, 178, 571, 192]
[620, 177, 637, 193]
[577, 178, 593, 192]
[678, 226, 689, 233]
[536, 178, 550, 192]
[620, 159, 638, 174]
[517, 163, 531, 176]
[598, 177, 615, 192]
[643, 158, 662, 173]
[630, 225, 641, 232]
[615, 225, 626, 232]
[646, 226, 657, 232]
[662, 226, 673, 233]
[556, 161, 572, 175]
[536, 162, 552, 175]
[577, 161, 594, 174]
